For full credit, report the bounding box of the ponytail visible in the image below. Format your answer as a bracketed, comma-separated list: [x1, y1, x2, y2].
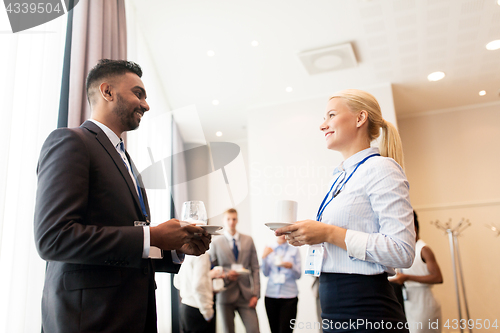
[330, 89, 405, 169]
[380, 120, 405, 169]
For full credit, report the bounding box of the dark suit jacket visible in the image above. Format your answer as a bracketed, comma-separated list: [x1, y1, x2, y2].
[34, 120, 179, 333]
[209, 233, 260, 304]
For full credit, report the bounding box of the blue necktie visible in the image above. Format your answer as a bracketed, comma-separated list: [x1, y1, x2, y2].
[119, 141, 149, 224]
[232, 238, 239, 261]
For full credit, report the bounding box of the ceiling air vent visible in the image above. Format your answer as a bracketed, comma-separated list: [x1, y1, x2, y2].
[297, 42, 358, 75]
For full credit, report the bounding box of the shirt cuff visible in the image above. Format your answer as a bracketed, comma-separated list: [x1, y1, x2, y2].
[345, 229, 369, 261]
[142, 226, 150, 258]
[171, 250, 185, 264]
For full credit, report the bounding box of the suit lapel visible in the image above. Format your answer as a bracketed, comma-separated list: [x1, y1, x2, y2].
[81, 121, 145, 218]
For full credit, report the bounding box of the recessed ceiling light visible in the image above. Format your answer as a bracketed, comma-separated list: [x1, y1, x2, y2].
[313, 54, 343, 70]
[207, 50, 215, 57]
[285, 87, 293, 92]
[251, 40, 259, 47]
[298, 42, 357, 75]
[216, 131, 223, 137]
[212, 99, 219, 105]
[497, 0, 500, 6]
[479, 90, 486, 96]
[486, 40, 500, 51]
[427, 71, 445, 81]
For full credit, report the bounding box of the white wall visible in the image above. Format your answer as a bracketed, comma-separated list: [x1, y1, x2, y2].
[398, 102, 500, 333]
[183, 139, 252, 333]
[247, 83, 397, 333]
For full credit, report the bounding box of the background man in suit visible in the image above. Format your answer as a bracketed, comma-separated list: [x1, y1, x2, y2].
[209, 208, 260, 333]
[34, 59, 211, 333]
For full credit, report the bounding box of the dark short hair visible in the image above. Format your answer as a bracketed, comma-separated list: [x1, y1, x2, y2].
[413, 210, 419, 233]
[86, 59, 143, 105]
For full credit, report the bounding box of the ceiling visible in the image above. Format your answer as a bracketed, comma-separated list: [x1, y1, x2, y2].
[130, 0, 500, 142]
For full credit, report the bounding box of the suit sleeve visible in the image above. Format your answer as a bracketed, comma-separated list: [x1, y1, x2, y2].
[34, 129, 144, 268]
[249, 239, 260, 299]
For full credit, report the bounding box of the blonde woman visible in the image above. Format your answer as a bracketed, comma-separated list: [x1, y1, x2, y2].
[276, 89, 415, 333]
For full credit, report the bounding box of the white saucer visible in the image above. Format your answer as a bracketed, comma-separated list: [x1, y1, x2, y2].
[180, 222, 223, 235]
[265, 222, 293, 234]
[236, 268, 251, 275]
[200, 225, 223, 235]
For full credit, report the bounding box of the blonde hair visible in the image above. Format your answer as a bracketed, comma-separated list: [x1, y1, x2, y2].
[329, 89, 405, 169]
[224, 208, 238, 215]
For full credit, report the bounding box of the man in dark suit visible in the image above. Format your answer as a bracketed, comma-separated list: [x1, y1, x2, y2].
[34, 59, 211, 333]
[209, 208, 260, 333]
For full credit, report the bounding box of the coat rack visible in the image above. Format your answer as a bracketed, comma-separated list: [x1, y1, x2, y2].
[431, 218, 472, 333]
[485, 223, 500, 237]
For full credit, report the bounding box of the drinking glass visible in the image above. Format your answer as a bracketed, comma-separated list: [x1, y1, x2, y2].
[181, 201, 207, 225]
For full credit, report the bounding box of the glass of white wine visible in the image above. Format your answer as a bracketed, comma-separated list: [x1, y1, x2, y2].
[181, 201, 207, 225]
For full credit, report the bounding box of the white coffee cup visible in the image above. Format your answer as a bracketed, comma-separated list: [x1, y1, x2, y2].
[276, 200, 298, 223]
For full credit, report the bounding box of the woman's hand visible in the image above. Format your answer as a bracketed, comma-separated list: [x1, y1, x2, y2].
[209, 267, 224, 279]
[275, 220, 328, 246]
[390, 273, 408, 285]
[275, 220, 347, 249]
[262, 246, 273, 259]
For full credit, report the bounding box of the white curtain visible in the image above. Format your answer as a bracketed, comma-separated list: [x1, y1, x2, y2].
[0, 13, 67, 333]
[67, 0, 128, 128]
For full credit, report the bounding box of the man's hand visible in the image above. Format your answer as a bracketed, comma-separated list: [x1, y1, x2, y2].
[280, 261, 293, 269]
[227, 270, 239, 281]
[248, 296, 258, 308]
[150, 219, 211, 254]
[179, 236, 211, 256]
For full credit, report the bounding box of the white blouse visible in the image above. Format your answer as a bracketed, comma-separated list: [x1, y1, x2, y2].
[319, 147, 415, 275]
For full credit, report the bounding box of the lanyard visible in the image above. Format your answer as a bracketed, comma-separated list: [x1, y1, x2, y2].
[316, 153, 380, 221]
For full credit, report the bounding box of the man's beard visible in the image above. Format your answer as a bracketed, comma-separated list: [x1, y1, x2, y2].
[113, 93, 141, 131]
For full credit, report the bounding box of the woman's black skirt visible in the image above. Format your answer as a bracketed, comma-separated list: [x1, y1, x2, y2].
[319, 272, 409, 333]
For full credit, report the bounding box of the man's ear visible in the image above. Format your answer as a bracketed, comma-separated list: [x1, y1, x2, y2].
[99, 82, 113, 102]
[357, 110, 368, 128]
